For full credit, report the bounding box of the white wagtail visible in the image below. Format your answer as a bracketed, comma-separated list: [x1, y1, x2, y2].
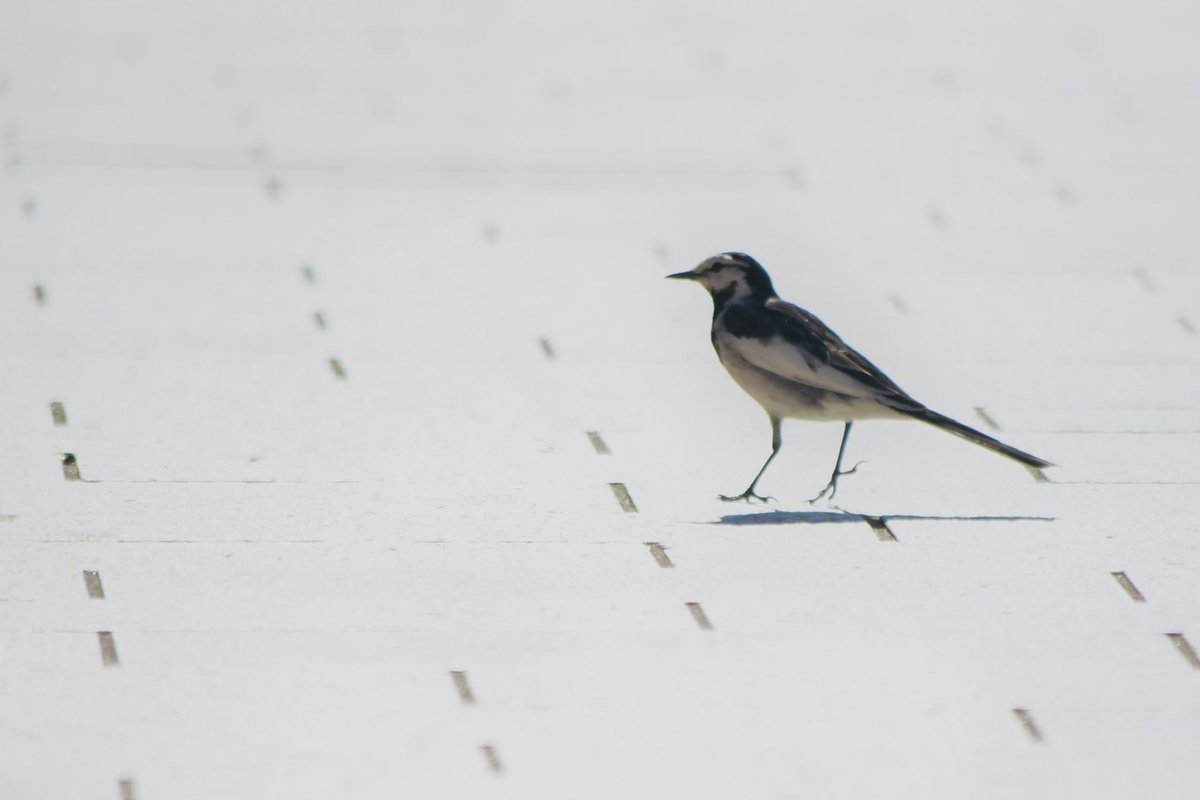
[668, 252, 1053, 503]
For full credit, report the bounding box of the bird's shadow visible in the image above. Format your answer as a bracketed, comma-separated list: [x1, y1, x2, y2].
[713, 509, 1055, 526]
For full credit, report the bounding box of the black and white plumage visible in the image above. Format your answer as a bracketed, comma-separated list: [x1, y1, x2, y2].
[668, 252, 1053, 503]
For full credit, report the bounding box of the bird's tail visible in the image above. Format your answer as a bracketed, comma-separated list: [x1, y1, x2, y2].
[898, 407, 1054, 469]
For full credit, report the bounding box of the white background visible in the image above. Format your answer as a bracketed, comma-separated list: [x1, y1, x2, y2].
[2, 1, 1199, 797]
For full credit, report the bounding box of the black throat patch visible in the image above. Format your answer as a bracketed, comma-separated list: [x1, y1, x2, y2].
[710, 284, 738, 312]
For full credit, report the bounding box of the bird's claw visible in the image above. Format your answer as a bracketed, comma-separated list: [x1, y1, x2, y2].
[719, 490, 775, 504]
[840, 460, 866, 477]
[806, 461, 867, 505]
[805, 484, 837, 505]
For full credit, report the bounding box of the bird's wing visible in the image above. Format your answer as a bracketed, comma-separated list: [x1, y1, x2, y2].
[722, 299, 924, 411]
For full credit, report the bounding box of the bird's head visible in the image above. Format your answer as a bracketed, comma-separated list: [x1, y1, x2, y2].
[667, 252, 776, 302]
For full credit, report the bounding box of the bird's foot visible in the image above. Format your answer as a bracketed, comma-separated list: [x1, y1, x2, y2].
[805, 483, 838, 505]
[719, 489, 775, 504]
[806, 461, 867, 505]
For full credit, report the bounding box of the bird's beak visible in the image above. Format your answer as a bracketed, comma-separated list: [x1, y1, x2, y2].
[666, 270, 700, 281]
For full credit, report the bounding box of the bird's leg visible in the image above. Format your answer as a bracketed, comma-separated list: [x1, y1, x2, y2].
[808, 422, 865, 504]
[721, 417, 781, 503]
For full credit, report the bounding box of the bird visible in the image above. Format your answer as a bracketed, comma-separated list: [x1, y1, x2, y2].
[667, 252, 1053, 503]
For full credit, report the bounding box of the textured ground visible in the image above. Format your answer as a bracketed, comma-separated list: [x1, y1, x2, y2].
[2, 1, 1199, 798]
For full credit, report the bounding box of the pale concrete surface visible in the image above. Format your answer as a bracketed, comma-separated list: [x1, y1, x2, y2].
[2, 1, 1200, 798]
